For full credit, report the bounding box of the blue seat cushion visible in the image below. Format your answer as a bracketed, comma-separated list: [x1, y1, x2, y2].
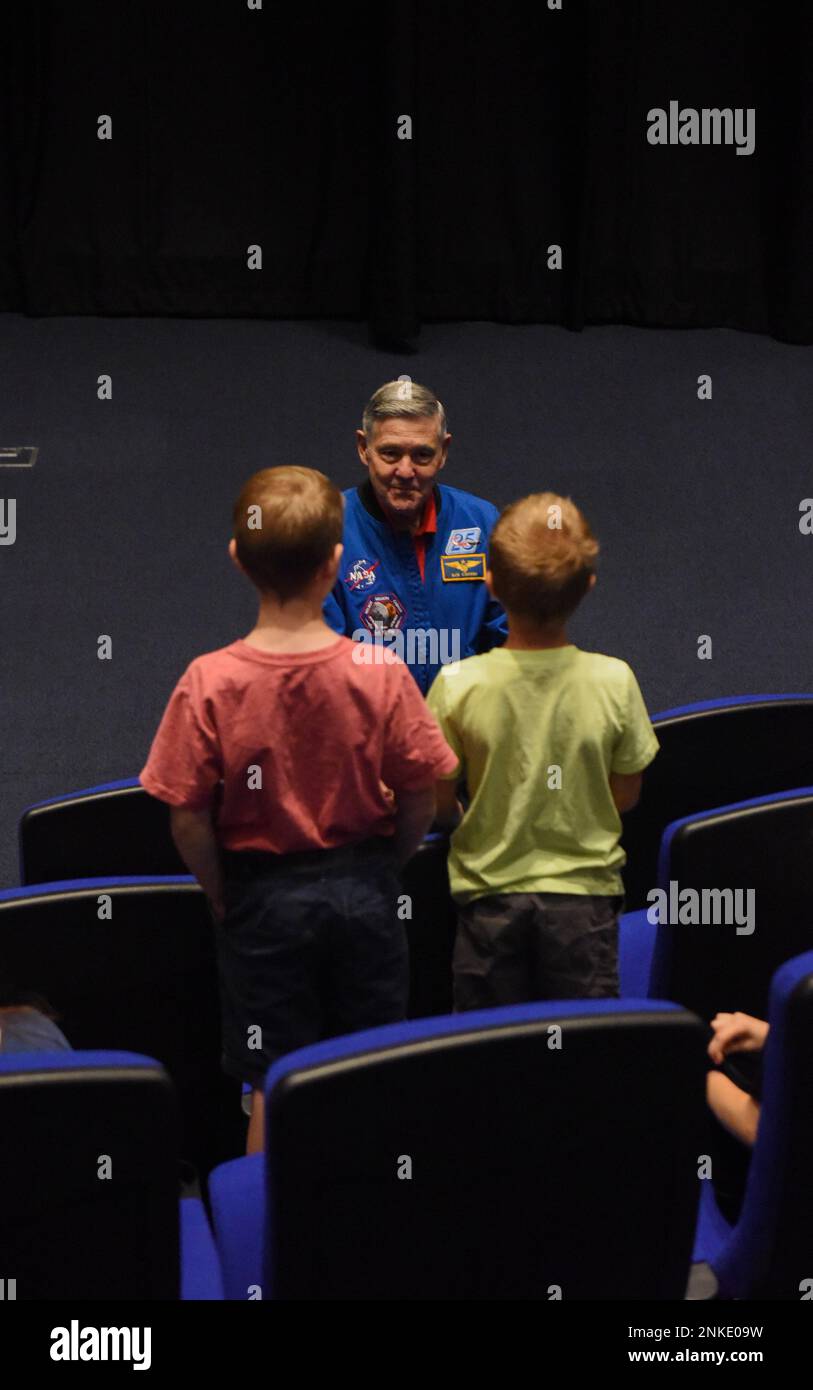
[208, 1154, 265, 1301]
[180, 1198, 224, 1301]
[691, 1179, 733, 1265]
[618, 909, 656, 997]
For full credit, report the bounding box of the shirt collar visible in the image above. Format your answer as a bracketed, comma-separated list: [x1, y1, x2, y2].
[413, 488, 438, 537]
[358, 477, 440, 533]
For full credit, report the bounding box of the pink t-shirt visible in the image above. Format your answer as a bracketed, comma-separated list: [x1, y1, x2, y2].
[139, 636, 459, 853]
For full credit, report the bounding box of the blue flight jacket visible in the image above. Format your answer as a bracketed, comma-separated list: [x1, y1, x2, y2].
[324, 479, 508, 693]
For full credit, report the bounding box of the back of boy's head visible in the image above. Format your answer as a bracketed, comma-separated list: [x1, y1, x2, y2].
[232, 466, 344, 601]
[490, 492, 599, 624]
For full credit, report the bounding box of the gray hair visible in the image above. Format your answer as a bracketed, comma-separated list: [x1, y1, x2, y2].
[361, 379, 447, 442]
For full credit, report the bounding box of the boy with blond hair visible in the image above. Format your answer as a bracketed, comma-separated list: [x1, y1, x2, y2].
[140, 467, 457, 1151]
[427, 492, 659, 1008]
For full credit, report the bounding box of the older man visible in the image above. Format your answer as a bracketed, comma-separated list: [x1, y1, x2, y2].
[324, 380, 507, 691]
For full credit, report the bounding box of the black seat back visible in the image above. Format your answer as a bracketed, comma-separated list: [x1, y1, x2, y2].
[0, 1051, 179, 1299]
[265, 1002, 707, 1300]
[0, 881, 243, 1174]
[622, 698, 813, 910]
[20, 782, 186, 883]
[650, 790, 813, 1021]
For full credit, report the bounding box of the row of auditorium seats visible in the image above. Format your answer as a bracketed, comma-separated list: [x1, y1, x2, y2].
[0, 779, 804, 1183]
[2, 695, 813, 1297]
[3, 779, 810, 1169]
[2, 950, 811, 1299]
[17, 694, 813, 908]
[13, 694, 813, 1019]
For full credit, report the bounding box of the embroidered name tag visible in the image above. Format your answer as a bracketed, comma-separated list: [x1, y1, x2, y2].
[440, 553, 486, 581]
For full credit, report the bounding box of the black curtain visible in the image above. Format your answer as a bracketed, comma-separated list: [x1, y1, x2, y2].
[2, 0, 811, 345]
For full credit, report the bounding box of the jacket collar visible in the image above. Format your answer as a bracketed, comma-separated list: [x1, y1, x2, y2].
[358, 476, 442, 529]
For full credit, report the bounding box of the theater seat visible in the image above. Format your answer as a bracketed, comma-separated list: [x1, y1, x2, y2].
[0, 1051, 221, 1300]
[692, 952, 813, 1298]
[618, 907, 655, 997]
[17, 781, 457, 1020]
[208, 1154, 265, 1301]
[621, 695, 813, 910]
[0, 879, 244, 1174]
[209, 999, 707, 1300]
[19, 779, 186, 883]
[180, 1196, 225, 1301]
[648, 788, 813, 1022]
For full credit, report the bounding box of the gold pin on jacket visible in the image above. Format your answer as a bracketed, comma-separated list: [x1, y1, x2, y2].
[440, 553, 486, 581]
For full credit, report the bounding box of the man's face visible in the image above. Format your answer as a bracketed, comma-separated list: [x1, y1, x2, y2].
[357, 416, 450, 529]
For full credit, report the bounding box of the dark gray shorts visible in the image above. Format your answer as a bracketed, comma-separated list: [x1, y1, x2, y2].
[215, 839, 409, 1085]
[453, 892, 622, 1011]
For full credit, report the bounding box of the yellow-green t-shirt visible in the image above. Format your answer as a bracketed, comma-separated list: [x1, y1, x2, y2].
[426, 646, 660, 902]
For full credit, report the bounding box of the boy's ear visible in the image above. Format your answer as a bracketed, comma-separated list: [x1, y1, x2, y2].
[320, 543, 344, 586]
[485, 567, 495, 598]
[588, 572, 597, 590]
[228, 538, 243, 573]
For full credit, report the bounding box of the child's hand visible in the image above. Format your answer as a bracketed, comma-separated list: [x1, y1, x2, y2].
[379, 780, 396, 809]
[708, 1011, 769, 1065]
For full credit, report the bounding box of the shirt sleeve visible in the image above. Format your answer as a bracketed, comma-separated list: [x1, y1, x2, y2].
[138, 667, 223, 810]
[477, 591, 509, 653]
[425, 669, 466, 779]
[380, 663, 460, 792]
[611, 667, 660, 775]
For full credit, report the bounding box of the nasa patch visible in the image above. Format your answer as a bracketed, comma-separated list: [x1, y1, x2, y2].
[345, 557, 380, 593]
[445, 526, 482, 555]
[360, 593, 407, 633]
